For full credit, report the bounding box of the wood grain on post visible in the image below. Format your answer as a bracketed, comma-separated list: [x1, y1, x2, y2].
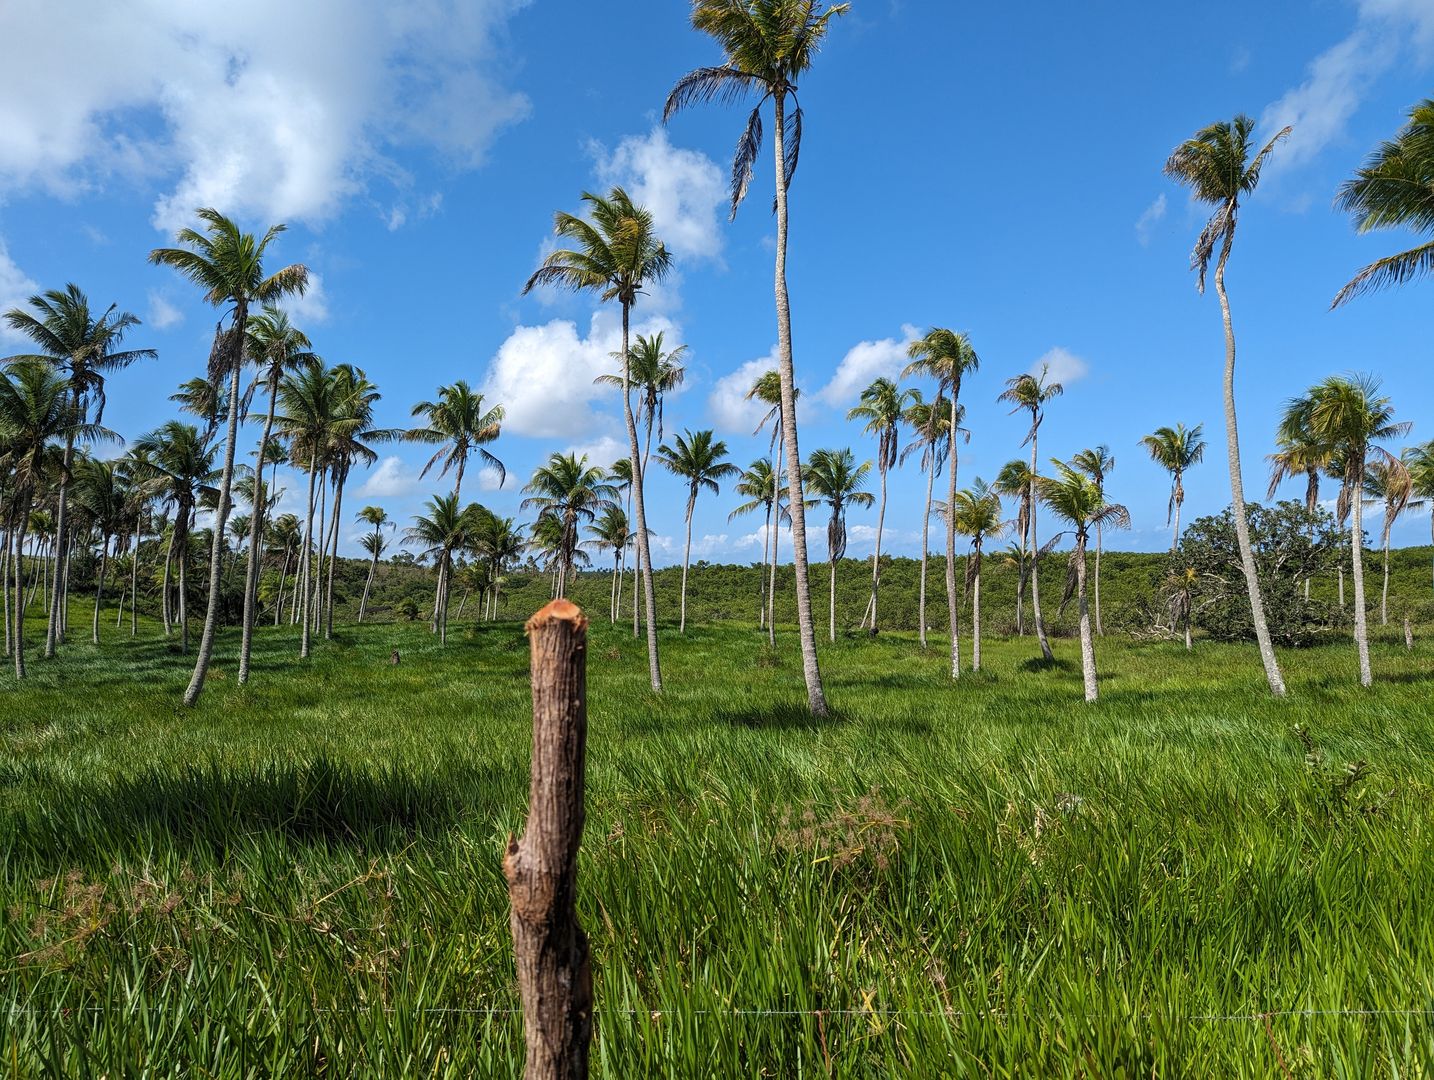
[505, 599, 593, 1080]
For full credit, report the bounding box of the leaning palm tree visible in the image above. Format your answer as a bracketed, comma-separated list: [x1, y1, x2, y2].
[3, 284, 154, 657]
[524, 188, 670, 692]
[149, 207, 309, 707]
[1294, 374, 1409, 687]
[1035, 461, 1132, 702]
[997, 366, 1062, 662]
[657, 429, 738, 633]
[1165, 115, 1290, 697]
[899, 392, 955, 648]
[1140, 424, 1205, 552]
[905, 329, 981, 677]
[521, 453, 617, 598]
[950, 479, 1004, 672]
[596, 333, 687, 472]
[729, 458, 780, 634]
[1070, 446, 1115, 636]
[993, 458, 1036, 637]
[355, 505, 393, 623]
[407, 381, 506, 498]
[1363, 456, 1419, 627]
[803, 448, 874, 643]
[848, 376, 912, 631]
[665, 0, 848, 716]
[1404, 442, 1434, 591]
[1333, 99, 1434, 307]
[588, 505, 632, 624]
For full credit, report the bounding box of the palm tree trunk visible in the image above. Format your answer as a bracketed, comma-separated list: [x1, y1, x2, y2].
[437, 552, 450, 645]
[456, 588, 469, 618]
[829, 552, 837, 644]
[610, 557, 619, 623]
[680, 489, 695, 633]
[1380, 524, 1391, 626]
[621, 302, 663, 691]
[130, 516, 140, 637]
[867, 463, 888, 631]
[324, 468, 347, 640]
[919, 458, 933, 648]
[359, 549, 378, 622]
[92, 536, 109, 645]
[971, 549, 982, 673]
[2, 531, 11, 657]
[313, 477, 328, 636]
[1029, 433, 1053, 662]
[44, 429, 77, 658]
[759, 499, 773, 630]
[767, 424, 782, 647]
[772, 89, 827, 716]
[946, 396, 961, 678]
[1076, 536, 1097, 702]
[161, 527, 175, 635]
[1170, 480, 1182, 552]
[275, 544, 290, 627]
[299, 463, 319, 659]
[1338, 562, 1346, 609]
[238, 380, 279, 685]
[60, 536, 72, 636]
[1185, 617, 1192, 651]
[1214, 257, 1286, 696]
[1352, 474, 1372, 687]
[12, 499, 31, 678]
[1094, 522, 1103, 637]
[177, 520, 190, 654]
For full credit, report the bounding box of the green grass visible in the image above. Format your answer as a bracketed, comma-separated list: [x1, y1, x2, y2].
[2, 605, 1433, 1076]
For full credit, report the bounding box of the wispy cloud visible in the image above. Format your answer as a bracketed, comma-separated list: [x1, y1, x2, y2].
[1030, 346, 1090, 386]
[0, 238, 38, 343]
[1135, 193, 1167, 246]
[146, 289, 184, 330]
[816, 325, 921, 407]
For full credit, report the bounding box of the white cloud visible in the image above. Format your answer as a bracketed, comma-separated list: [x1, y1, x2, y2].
[0, 239, 38, 342]
[0, 0, 531, 230]
[358, 456, 420, 498]
[709, 347, 781, 435]
[1030, 346, 1089, 386]
[286, 272, 330, 324]
[1261, 0, 1434, 172]
[651, 532, 734, 562]
[566, 435, 629, 470]
[146, 289, 184, 330]
[475, 464, 506, 492]
[591, 128, 726, 262]
[817, 324, 921, 407]
[1135, 193, 1167, 246]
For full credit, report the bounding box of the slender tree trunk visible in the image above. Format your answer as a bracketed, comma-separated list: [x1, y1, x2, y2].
[1351, 471, 1372, 687]
[161, 528, 175, 635]
[299, 464, 319, 659]
[456, 588, 469, 618]
[1380, 524, 1391, 627]
[359, 548, 378, 623]
[12, 501, 31, 678]
[2, 531, 10, 657]
[679, 490, 695, 633]
[177, 522, 190, 654]
[324, 468, 347, 640]
[621, 303, 662, 691]
[767, 424, 782, 647]
[1185, 617, 1192, 651]
[275, 544, 290, 627]
[44, 430, 76, 658]
[919, 459, 933, 649]
[312, 477, 328, 636]
[946, 395, 961, 677]
[130, 517, 140, 637]
[92, 536, 109, 645]
[438, 552, 450, 644]
[866, 463, 888, 631]
[971, 548, 982, 673]
[60, 536, 72, 636]
[1094, 521, 1103, 637]
[829, 552, 837, 644]
[1170, 480, 1183, 552]
[1029, 434, 1053, 662]
[772, 90, 827, 716]
[610, 558, 619, 623]
[1214, 257, 1286, 696]
[1076, 536, 1097, 702]
[1338, 563, 1346, 609]
[759, 500, 773, 630]
[238, 381, 278, 685]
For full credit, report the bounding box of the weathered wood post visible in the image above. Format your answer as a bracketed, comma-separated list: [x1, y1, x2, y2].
[505, 599, 593, 1080]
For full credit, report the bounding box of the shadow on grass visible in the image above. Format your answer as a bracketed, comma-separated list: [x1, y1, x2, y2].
[1017, 655, 1077, 674]
[716, 702, 842, 731]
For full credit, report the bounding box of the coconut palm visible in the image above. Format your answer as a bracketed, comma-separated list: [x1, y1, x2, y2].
[3, 284, 154, 657]
[657, 429, 738, 633]
[471, 512, 525, 620]
[993, 458, 1036, 637]
[588, 505, 632, 623]
[997, 366, 1062, 662]
[407, 381, 506, 499]
[596, 333, 687, 471]
[847, 377, 913, 632]
[355, 505, 393, 623]
[1333, 99, 1434, 307]
[268, 512, 301, 627]
[169, 377, 228, 444]
[72, 457, 127, 645]
[899, 392, 956, 648]
[1140, 424, 1204, 552]
[729, 458, 781, 633]
[521, 453, 617, 598]
[524, 188, 670, 691]
[665, 0, 848, 715]
[905, 329, 981, 676]
[748, 369, 794, 646]
[149, 208, 309, 706]
[803, 448, 873, 643]
[1165, 115, 1290, 697]
[950, 479, 1004, 672]
[1404, 442, 1434, 591]
[1070, 446, 1115, 636]
[1363, 457, 1419, 627]
[608, 457, 636, 628]
[404, 495, 481, 644]
[1165, 566, 1200, 651]
[1290, 374, 1409, 686]
[1035, 461, 1132, 702]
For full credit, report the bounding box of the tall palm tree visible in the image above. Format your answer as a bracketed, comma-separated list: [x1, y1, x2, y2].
[1165, 115, 1290, 697]
[899, 392, 955, 648]
[748, 369, 793, 647]
[993, 458, 1035, 638]
[1140, 424, 1205, 552]
[905, 329, 981, 676]
[729, 458, 780, 633]
[170, 377, 228, 443]
[404, 495, 480, 644]
[1268, 411, 1337, 601]
[274, 360, 336, 659]
[596, 333, 687, 472]
[1070, 446, 1115, 636]
[150, 208, 309, 707]
[1333, 98, 1434, 307]
[1035, 461, 1131, 702]
[1363, 456, 1419, 627]
[847, 377, 913, 632]
[588, 505, 631, 623]
[1403, 442, 1434, 591]
[72, 457, 127, 645]
[950, 479, 1004, 672]
[997, 366, 1062, 662]
[115, 446, 157, 638]
[471, 512, 525, 620]
[656, 429, 737, 633]
[665, 0, 848, 716]
[608, 456, 636, 629]
[521, 453, 617, 599]
[524, 188, 670, 692]
[407, 381, 506, 499]
[1291, 374, 1409, 687]
[355, 505, 393, 623]
[803, 448, 873, 643]
[268, 513, 301, 627]
[237, 306, 316, 684]
[3, 285, 154, 657]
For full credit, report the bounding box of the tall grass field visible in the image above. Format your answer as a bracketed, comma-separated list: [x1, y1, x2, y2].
[2, 600, 1432, 1076]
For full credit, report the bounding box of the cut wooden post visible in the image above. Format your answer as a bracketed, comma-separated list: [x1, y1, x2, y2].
[505, 599, 592, 1080]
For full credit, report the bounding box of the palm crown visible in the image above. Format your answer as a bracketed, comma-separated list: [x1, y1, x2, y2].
[657, 429, 739, 500]
[804, 447, 873, 560]
[523, 188, 672, 308]
[1141, 423, 1204, 524]
[407, 380, 504, 491]
[848, 377, 912, 473]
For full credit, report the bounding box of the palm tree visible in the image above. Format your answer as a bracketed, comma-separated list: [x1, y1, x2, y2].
[1404, 442, 1434, 591]
[608, 457, 636, 628]
[3, 284, 154, 657]
[729, 458, 780, 633]
[997, 366, 1062, 662]
[596, 332, 687, 471]
[993, 459, 1036, 638]
[1035, 461, 1132, 702]
[150, 208, 309, 707]
[404, 495, 480, 644]
[274, 360, 336, 658]
[665, 0, 848, 716]
[1140, 424, 1205, 552]
[1268, 410, 1338, 601]
[847, 377, 913, 631]
[355, 505, 393, 623]
[657, 429, 738, 633]
[1333, 99, 1434, 307]
[905, 329, 981, 677]
[588, 506, 631, 623]
[524, 188, 670, 692]
[72, 457, 126, 645]
[748, 369, 793, 647]
[803, 448, 873, 643]
[1291, 374, 1409, 687]
[1070, 446, 1115, 636]
[521, 453, 617, 598]
[170, 377, 228, 443]
[899, 392, 956, 648]
[950, 479, 1004, 672]
[268, 512, 301, 626]
[237, 306, 316, 684]
[407, 381, 506, 499]
[471, 512, 525, 620]
[1363, 457, 1419, 627]
[1165, 115, 1290, 697]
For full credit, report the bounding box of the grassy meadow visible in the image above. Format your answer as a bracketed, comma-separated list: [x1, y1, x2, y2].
[2, 599, 1433, 1076]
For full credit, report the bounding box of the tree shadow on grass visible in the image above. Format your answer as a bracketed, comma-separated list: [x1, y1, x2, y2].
[715, 702, 843, 731]
[1017, 655, 1077, 674]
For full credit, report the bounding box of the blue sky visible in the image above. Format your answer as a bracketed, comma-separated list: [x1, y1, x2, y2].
[1, 0, 1431, 564]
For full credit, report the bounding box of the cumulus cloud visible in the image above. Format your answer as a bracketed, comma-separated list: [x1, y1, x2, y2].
[286, 273, 330, 325]
[1135, 193, 1167, 246]
[1030, 346, 1089, 386]
[709, 347, 781, 434]
[146, 289, 183, 330]
[358, 456, 421, 498]
[591, 128, 726, 262]
[817, 325, 921, 408]
[0, 0, 531, 230]
[1261, 0, 1434, 172]
[0, 240, 38, 342]
[565, 435, 629, 469]
[475, 464, 506, 492]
